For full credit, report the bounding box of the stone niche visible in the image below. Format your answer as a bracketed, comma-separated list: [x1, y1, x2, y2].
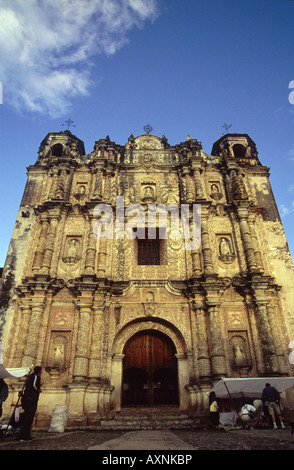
[44, 289, 76, 381]
[229, 331, 252, 377]
[217, 235, 236, 264]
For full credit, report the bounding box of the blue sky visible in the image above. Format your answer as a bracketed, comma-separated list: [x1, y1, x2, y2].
[0, 0, 294, 266]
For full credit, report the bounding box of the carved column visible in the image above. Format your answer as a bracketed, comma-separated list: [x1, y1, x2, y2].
[84, 217, 97, 274]
[254, 300, 279, 374]
[55, 168, 67, 199]
[40, 215, 59, 275]
[97, 238, 108, 278]
[32, 216, 49, 273]
[207, 302, 227, 377]
[73, 300, 92, 382]
[192, 166, 204, 199]
[181, 168, 194, 203]
[88, 302, 105, 383]
[201, 208, 213, 273]
[193, 302, 211, 379]
[187, 215, 202, 275]
[266, 303, 288, 374]
[14, 301, 32, 366]
[248, 214, 264, 272]
[246, 300, 264, 375]
[191, 247, 202, 276]
[22, 299, 45, 367]
[237, 205, 257, 272]
[92, 169, 103, 200]
[104, 170, 114, 204]
[48, 168, 59, 200]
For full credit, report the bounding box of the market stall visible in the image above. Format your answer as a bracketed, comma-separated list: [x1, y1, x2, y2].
[210, 377, 294, 427]
[211, 377, 294, 399]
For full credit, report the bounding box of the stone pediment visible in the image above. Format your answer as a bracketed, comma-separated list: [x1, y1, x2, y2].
[133, 134, 164, 150]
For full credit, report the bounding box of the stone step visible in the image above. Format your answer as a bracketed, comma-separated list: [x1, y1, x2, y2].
[100, 420, 199, 431]
[118, 406, 183, 416]
[99, 408, 202, 430]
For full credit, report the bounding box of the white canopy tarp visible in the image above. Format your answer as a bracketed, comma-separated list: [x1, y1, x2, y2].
[0, 342, 31, 378]
[0, 364, 31, 379]
[211, 377, 294, 399]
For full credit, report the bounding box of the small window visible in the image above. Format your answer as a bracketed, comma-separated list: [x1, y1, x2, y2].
[138, 238, 160, 265]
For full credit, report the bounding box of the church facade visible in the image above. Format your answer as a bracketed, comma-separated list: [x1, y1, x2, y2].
[1, 129, 294, 426]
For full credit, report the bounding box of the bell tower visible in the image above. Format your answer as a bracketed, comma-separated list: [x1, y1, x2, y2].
[212, 133, 260, 166]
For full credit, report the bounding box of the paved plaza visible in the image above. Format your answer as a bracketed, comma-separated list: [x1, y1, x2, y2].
[0, 427, 294, 451]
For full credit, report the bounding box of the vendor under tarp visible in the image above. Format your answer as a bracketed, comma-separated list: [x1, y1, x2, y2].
[211, 377, 294, 399]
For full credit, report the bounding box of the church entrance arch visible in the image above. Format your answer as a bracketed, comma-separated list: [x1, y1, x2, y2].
[122, 330, 179, 407]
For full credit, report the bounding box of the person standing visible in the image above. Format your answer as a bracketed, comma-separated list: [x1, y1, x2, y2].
[209, 391, 220, 430]
[18, 366, 42, 441]
[262, 383, 285, 429]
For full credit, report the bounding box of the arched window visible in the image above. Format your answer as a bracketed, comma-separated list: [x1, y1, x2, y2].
[51, 143, 63, 157]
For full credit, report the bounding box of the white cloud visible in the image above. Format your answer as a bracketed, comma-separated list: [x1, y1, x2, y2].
[280, 200, 294, 218]
[0, 0, 159, 117]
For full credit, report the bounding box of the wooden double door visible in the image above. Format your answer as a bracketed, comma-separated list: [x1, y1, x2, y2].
[122, 330, 179, 406]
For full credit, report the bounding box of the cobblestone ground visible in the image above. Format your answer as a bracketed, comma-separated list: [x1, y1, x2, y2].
[0, 427, 294, 450]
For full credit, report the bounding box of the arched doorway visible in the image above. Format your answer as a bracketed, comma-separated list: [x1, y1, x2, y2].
[122, 330, 179, 406]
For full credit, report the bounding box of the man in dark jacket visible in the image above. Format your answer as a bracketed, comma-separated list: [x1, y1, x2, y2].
[18, 366, 42, 441]
[262, 383, 285, 429]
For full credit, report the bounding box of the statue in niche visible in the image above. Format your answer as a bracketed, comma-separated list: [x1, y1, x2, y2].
[142, 185, 155, 202]
[53, 343, 65, 368]
[74, 184, 86, 200]
[218, 237, 235, 264]
[219, 237, 231, 255]
[67, 239, 79, 257]
[232, 338, 252, 376]
[62, 238, 80, 265]
[52, 336, 67, 369]
[233, 343, 248, 366]
[210, 183, 222, 201]
[79, 185, 86, 195]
